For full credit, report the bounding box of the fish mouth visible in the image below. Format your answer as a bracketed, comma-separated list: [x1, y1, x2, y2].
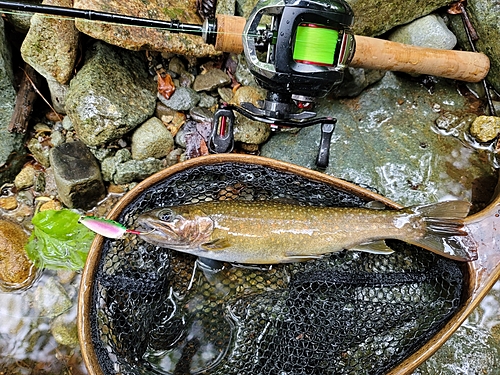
[135, 219, 181, 242]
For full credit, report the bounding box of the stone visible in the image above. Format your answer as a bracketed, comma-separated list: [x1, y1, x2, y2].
[469, 116, 500, 143]
[157, 87, 200, 111]
[27, 137, 51, 167]
[74, 0, 218, 57]
[238, 0, 451, 36]
[14, 164, 36, 190]
[49, 141, 106, 209]
[449, 0, 500, 93]
[32, 278, 72, 318]
[113, 158, 163, 185]
[20, 0, 79, 84]
[388, 14, 457, 50]
[193, 68, 231, 92]
[46, 79, 69, 114]
[0, 18, 27, 186]
[50, 313, 79, 346]
[0, 196, 18, 210]
[231, 86, 270, 145]
[261, 72, 495, 207]
[131, 117, 175, 160]
[65, 42, 156, 147]
[0, 220, 35, 288]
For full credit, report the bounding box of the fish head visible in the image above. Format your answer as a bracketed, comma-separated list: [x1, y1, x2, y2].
[135, 206, 214, 250]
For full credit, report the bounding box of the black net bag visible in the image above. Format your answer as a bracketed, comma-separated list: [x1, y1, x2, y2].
[79, 156, 465, 375]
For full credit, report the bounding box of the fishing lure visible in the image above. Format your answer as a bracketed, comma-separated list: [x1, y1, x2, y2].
[79, 216, 141, 239]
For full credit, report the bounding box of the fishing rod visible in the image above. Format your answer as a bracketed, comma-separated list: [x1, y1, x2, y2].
[0, 0, 491, 168]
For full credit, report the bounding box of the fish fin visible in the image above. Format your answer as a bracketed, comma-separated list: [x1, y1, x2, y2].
[282, 254, 324, 263]
[201, 238, 231, 251]
[411, 200, 476, 261]
[349, 240, 395, 254]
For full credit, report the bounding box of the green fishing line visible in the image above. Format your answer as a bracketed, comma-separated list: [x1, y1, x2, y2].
[293, 24, 339, 66]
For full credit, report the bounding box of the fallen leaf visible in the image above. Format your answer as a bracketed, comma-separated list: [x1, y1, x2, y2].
[157, 72, 176, 99]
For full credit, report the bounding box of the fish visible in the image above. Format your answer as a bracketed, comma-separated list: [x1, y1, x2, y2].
[135, 199, 475, 264]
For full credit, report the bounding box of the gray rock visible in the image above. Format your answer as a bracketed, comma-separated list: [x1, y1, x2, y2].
[231, 86, 270, 145]
[32, 278, 72, 319]
[20, 0, 79, 84]
[50, 312, 79, 346]
[235, 55, 258, 87]
[261, 72, 494, 206]
[65, 42, 156, 147]
[449, 0, 500, 93]
[193, 68, 231, 92]
[113, 158, 163, 185]
[157, 87, 200, 111]
[198, 92, 218, 108]
[49, 141, 106, 209]
[332, 67, 386, 98]
[388, 14, 457, 50]
[27, 137, 51, 167]
[131, 117, 174, 160]
[0, 18, 27, 186]
[238, 0, 451, 36]
[46, 79, 69, 114]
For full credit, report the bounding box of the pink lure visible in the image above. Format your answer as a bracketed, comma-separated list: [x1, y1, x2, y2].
[79, 216, 141, 239]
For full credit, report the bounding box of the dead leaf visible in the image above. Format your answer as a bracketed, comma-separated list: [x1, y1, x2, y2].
[157, 72, 176, 100]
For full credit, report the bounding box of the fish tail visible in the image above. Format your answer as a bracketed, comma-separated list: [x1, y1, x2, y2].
[410, 201, 477, 261]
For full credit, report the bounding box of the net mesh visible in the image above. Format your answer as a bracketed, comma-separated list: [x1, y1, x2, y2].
[88, 162, 464, 375]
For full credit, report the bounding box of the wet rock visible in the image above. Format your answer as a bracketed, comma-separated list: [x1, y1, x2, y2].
[74, 0, 218, 57]
[0, 196, 18, 210]
[0, 18, 27, 186]
[50, 312, 79, 346]
[65, 42, 156, 147]
[388, 14, 457, 50]
[261, 72, 494, 206]
[131, 117, 175, 160]
[448, 0, 500, 93]
[157, 87, 200, 111]
[113, 158, 163, 185]
[0, 220, 35, 289]
[32, 278, 72, 318]
[14, 164, 36, 190]
[198, 92, 218, 108]
[193, 68, 231, 92]
[231, 86, 270, 145]
[20, 0, 79, 84]
[101, 148, 163, 184]
[469, 116, 500, 143]
[49, 141, 106, 209]
[332, 67, 385, 98]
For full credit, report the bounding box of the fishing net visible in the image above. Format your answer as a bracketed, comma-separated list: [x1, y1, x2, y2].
[88, 161, 464, 375]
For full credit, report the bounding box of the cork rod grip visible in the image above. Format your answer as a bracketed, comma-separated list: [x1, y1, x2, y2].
[214, 14, 246, 54]
[350, 35, 490, 82]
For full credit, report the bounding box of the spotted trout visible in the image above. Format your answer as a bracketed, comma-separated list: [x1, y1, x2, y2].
[135, 200, 475, 264]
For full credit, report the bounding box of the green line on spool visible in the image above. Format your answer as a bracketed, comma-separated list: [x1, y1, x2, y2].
[293, 24, 339, 66]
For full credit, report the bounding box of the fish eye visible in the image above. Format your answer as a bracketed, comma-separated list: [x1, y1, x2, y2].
[158, 209, 174, 222]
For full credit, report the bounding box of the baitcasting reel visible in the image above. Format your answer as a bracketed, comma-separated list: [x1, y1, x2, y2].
[209, 0, 356, 168]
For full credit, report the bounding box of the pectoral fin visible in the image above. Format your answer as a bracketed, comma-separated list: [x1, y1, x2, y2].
[349, 240, 395, 254]
[282, 253, 324, 263]
[201, 238, 231, 251]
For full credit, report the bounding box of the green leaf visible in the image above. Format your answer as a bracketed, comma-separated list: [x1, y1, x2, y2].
[25, 209, 96, 270]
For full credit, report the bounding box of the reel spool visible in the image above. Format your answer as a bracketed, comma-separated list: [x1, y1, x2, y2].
[243, 0, 355, 99]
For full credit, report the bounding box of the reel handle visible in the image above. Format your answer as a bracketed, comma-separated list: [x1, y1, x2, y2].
[212, 15, 490, 82]
[350, 35, 490, 83]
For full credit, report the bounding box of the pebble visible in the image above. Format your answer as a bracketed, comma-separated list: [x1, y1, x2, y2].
[131, 117, 175, 160]
[0, 196, 18, 210]
[32, 278, 72, 318]
[14, 164, 36, 190]
[0, 220, 35, 288]
[157, 87, 200, 111]
[193, 68, 231, 92]
[469, 116, 500, 142]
